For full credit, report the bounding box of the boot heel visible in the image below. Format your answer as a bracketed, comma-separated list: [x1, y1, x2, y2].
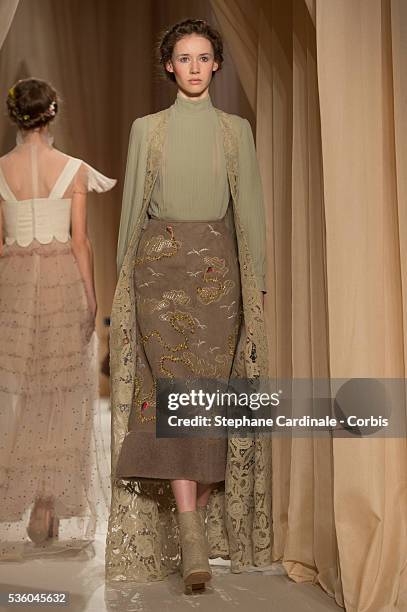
[184, 581, 206, 595]
[178, 510, 211, 594]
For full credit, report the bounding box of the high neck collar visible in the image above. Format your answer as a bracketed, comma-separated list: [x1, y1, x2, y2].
[16, 128, 54, 147]
[174, 91, 213, 114]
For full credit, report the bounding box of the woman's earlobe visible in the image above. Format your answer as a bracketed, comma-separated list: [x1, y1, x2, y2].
[166, 60, 174, 74]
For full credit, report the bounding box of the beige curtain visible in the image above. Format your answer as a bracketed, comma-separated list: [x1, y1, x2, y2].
[0, 0, 250, 395]
[0, 0, 19, 50]
[211, 0, 407, 610]
[316, 1, 407, 610]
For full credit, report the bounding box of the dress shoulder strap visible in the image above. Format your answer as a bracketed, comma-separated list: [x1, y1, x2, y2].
[0, 163, 17, 201]
[49, 157, 82, 199]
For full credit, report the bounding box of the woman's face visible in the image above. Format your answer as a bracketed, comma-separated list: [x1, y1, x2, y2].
[165, 34, 219, 98]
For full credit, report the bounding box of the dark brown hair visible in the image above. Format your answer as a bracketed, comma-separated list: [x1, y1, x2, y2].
[6, 78, 58, 130]
[158, 19, 224, 82]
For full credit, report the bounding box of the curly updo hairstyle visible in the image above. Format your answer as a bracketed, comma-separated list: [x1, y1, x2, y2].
[158, 19, 224, 82]
[6, 78, 58, 130]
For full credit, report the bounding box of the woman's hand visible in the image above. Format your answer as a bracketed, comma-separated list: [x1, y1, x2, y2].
[84, 304, 96, 343]
[89, 298, 97, 319]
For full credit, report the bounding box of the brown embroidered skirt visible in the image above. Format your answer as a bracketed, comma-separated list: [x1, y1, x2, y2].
[115, 216, 242, 484]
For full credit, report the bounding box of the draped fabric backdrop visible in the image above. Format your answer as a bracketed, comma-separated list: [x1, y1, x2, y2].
[0, 0, 19, 50]
[211, 1, 407, 611]
[316, 2, 407, 610]
[0, 1, 406, 610]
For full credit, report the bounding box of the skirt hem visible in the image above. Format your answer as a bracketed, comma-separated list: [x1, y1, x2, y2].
[115, 431, 227, 484]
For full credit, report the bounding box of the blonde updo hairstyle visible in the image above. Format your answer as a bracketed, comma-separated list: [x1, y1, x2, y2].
[6, 78, 58, 130]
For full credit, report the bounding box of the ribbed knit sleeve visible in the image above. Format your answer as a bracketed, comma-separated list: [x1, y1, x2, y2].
[237, 119, 267, 292]
[117, 118, 148, 274]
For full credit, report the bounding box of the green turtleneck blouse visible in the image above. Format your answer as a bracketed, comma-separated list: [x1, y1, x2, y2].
[149, 93, 266, 292]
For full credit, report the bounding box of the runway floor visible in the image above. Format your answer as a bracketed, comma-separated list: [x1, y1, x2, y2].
[0, 401, 342, 612]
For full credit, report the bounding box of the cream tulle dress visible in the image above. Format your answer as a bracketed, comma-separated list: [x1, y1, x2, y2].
[0, 130, 115, 559]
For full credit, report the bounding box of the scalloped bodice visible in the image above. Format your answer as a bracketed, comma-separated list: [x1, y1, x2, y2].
[0, 155, 82, 247]
[2, 198, 72, 247]
[0, 139, 116, 247]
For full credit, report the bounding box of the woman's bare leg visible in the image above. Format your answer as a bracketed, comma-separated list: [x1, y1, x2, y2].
[171, 479, 197, 512]
[171, 480, 216, 511]
[196, 483, 215, 508]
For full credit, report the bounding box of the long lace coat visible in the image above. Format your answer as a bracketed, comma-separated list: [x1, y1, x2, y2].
[106, 107, 270, 581]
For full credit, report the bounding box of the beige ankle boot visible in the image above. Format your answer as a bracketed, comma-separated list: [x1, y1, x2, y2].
[197, 505, 208, 545]
[178, 509, 211, 594]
